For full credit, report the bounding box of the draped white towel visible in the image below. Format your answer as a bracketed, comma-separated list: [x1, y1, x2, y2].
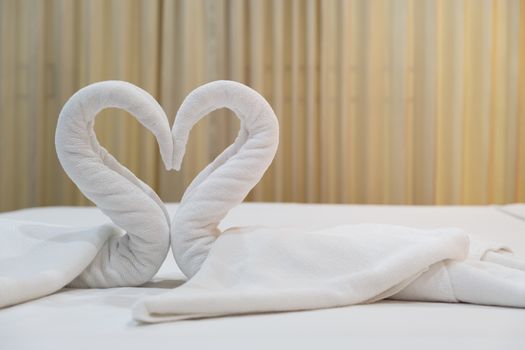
[133, 80, 525, 322]
[0, 81, 173, 308]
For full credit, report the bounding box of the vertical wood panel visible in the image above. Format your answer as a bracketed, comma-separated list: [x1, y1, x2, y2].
[366, 0, 386, 203]
[404, 0, 415, 203]
[320, 0, 339, 203]
[412, 0, 437, 204]
[272, 0, 285, 202]
[517, 0, 525, 201]
[338, 0, 356, 203]
[290, 0, 306, 202]
[0, 0, 17, 210]
[387, 0, 409, 204]
[435, 0, 464, 204]
[488, 0, 508, 203]
[305, 0, 320, 203]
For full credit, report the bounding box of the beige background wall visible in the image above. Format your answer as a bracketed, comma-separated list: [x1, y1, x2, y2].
[0, 0, 524, 211]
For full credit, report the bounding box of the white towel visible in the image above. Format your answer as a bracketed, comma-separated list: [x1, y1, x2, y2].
[133, 80, 525, 322]
[0, 81, 174, 308]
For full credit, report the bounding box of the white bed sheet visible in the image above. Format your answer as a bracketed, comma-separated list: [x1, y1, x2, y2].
[1, 203, 524, 350]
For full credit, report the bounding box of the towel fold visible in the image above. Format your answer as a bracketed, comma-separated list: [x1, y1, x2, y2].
[0, 81, 173, 308]
[133, 224, 470, 322]
[132, 80, 525, 322]
[0, 219, 116, 307]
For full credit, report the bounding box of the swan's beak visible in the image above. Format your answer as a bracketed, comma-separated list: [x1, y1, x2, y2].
[158, 139, 176, 171]
[172, 139, 186, 171]
[173, 163, 182, 172]
[159, 154, 175, 171]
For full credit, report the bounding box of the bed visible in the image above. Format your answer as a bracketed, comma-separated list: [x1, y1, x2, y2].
[1, 203, 524, 349]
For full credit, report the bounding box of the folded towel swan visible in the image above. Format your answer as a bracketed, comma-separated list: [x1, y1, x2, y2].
[55, 81, 175, 287]
[133, 80, 525, 322]
[0, 81, 173, 307]
[1, 80, 523, 319]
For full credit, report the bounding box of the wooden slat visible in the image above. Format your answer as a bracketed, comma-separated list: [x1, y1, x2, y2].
[290, 0, 307, 202]
[16, 0, 32, 208]
[516, 0, 525, 201]
[488, 0, 508, 204]
[435, 0, 464, 204]
[404, 0, 415, 203]
[352, 0, 368, 203]
[272, 0, 285, 202]
[462, 0, 491, 204]
[366, 0, 386, 204]
[386, 0, 408, 204]
[305, 0, 319, 203]
[411, 0, 437, 204]
[0, 0, 17, 210]
[319, 0, 339, 203]
[503, 0, 520, 202]
[338, 0, 354, 203]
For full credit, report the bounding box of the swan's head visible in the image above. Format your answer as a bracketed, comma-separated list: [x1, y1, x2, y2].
[172, 138, 187, 171]
[170, 109, 192, 171]
[169, 80, 279, 173]
[56, 80, 175, 172]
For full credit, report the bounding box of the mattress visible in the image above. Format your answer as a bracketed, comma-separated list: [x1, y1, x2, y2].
[1, 203, 524, 350]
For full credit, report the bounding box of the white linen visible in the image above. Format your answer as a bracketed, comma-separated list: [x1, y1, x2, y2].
[0, 81, 173, 308]
[134, 224, 470, 322]
[135, 81, 525, 322]
[1, 203, 524, 350]
[0, 219, 115, 308]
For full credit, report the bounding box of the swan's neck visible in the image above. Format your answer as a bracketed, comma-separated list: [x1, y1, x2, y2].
[55, 80, 173, 286]
[56, 81, 173, 221]
[171, 81, 279, 277]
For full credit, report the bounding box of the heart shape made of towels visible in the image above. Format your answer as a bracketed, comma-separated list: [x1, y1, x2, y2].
[0, 79, 275, 308]
[1, 80, 524, 319]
